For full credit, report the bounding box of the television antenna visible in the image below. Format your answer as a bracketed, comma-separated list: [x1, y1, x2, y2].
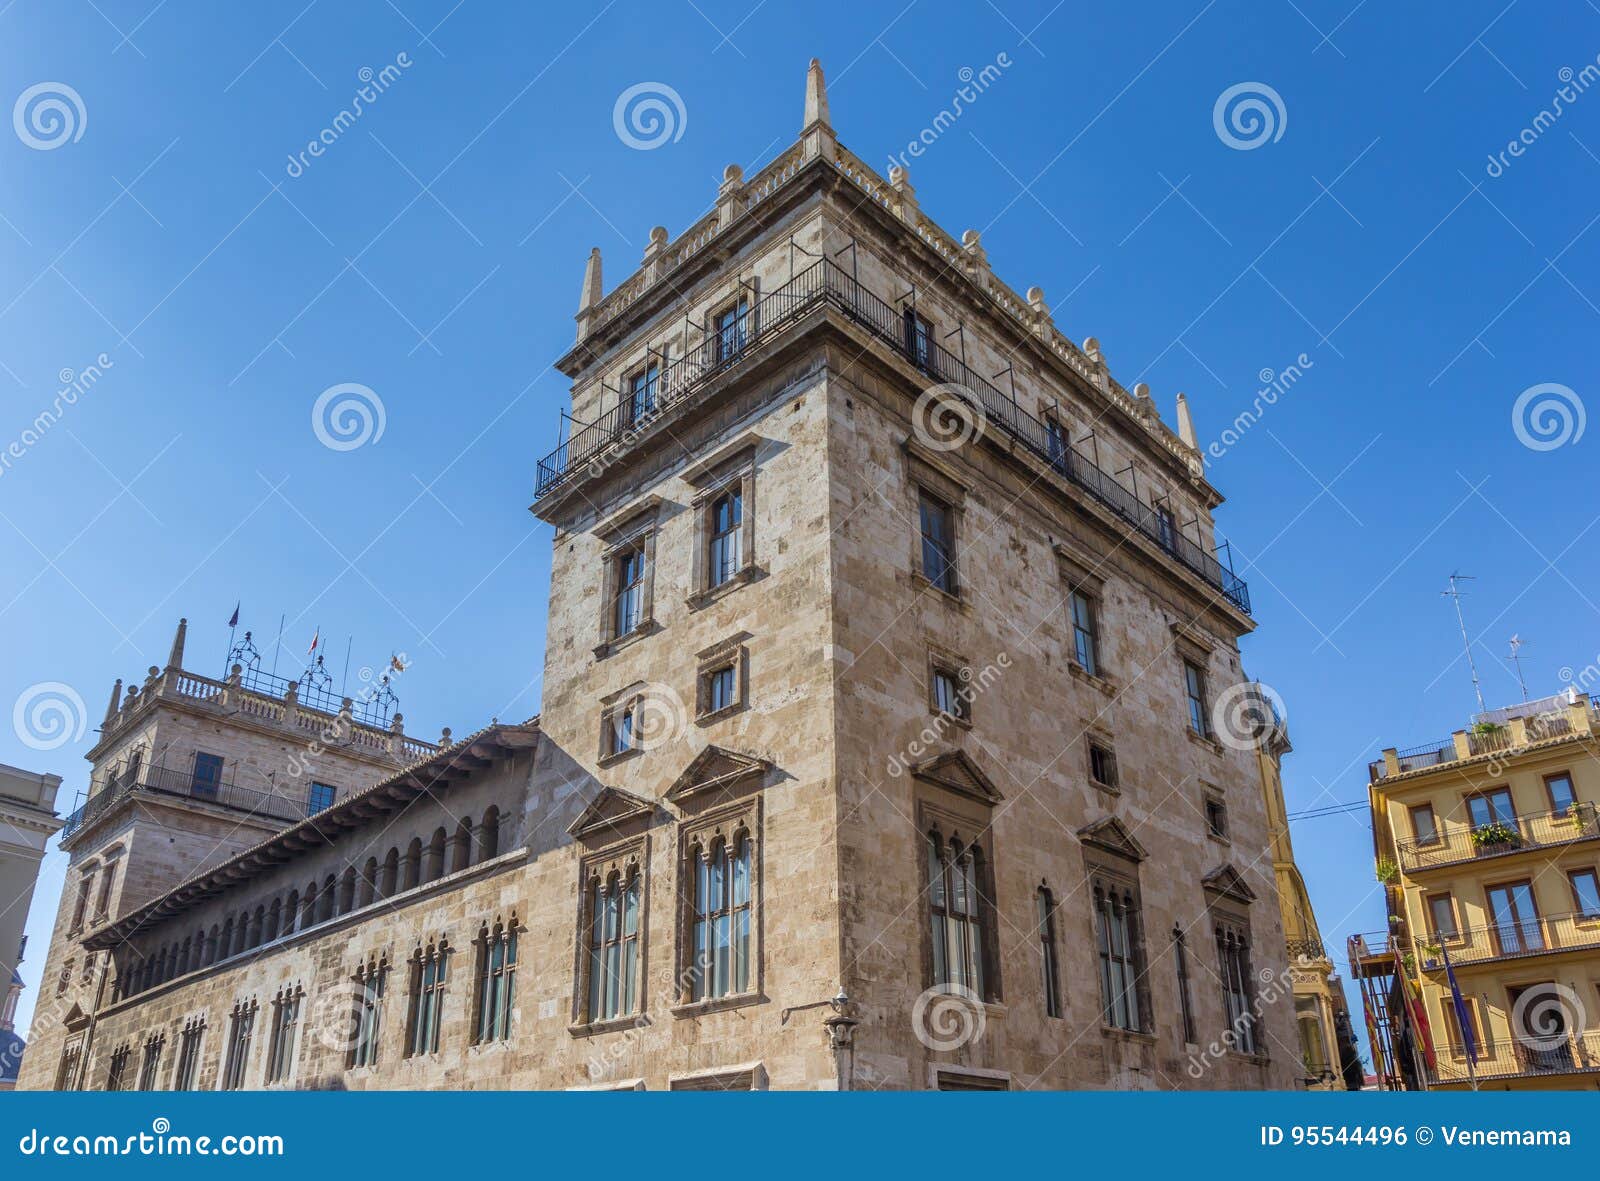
[1508, 635, 1529, 703]
[1442, 573, 1485, 714]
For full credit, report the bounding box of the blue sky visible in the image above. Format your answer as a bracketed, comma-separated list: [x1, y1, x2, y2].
[2, 1, 1595, 1058]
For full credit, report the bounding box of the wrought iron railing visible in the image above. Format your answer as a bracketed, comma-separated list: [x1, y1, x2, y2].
[60, 764, 308, 841]
[1432, 1031, 1600, 1084]
[536, 259, 1250, 613]
[238, 664, 397, 729]
[1285, 937, 1327, 961]
[1396, 803, 1599, 871]
[1413, 909, 1600, 968]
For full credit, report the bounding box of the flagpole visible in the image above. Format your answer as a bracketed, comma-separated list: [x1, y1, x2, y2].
[270, 613, 285, 678]
[341, 636, 353, 697]
[1440, 941, 1479, 1091]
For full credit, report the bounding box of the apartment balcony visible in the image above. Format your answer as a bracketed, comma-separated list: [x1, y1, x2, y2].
[1370, 697, 1591, 783]
[1396, 803, 1600, 873]
[59, 764, 311, 842]
[1431, 1031, 1600, 1086]
[1414, 909, 1600, 970]
[534, 257, 1250, 614]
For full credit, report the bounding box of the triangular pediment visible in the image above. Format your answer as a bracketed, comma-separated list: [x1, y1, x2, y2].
[1202, 862, 1258, 904]
[665, 745, 769, 803]
[1076, 816, 1147, 862]
[567, 786, 655, 840]
[61, 1001, 91, 1031]
[909, 750, 1003, 804]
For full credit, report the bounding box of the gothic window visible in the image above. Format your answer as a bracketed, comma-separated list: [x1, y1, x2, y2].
[584, 868, 641, 1023]
[1174, 927, 1198, 1045]
[406, 939, 449, 1058]
[926, 831, 994, 998]
[687, 833, 752, 1002]
[349, 957, 386, 1069]
[266, 988, 301, 1084]
[138, 1033, 163, 1090]
[175, 1020, 204, 1090]
[1093, 879, 1148, 1033]
[1036, 886, 1062, 1019]
[106, 1043, 132, 1091]
[222, 1000, 256, 1090]
[473, 919, 518, 1044]
[55, 1036, 85, 1091]
[1216, 924, 1258, 1055]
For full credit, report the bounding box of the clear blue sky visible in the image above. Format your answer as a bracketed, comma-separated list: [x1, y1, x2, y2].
[3, 1, 1594, 1060]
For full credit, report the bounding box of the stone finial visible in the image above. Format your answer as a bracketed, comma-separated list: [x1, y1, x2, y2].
[722, 162, 744, 185]
[803, 57, 830, 130]
[1083, 336, 1103, 364]
[440, 726, 453, 747]
[578, 247, 602, 312]
[648, 225, 668, 247]
[103, 678, 123, 725]
[167, 617, 187, 670]
[1175, 392, 1199, 449]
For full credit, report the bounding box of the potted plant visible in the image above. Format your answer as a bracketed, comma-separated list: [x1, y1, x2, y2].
[1375, 858, 1399, 885]
[1471, 720, 1503, 736]
[1420, 940, 1443, 969]
[1471, 820, 1520, 851]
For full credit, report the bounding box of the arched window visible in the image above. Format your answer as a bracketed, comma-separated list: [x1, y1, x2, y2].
[927, 831, 991, 998]
[283, 891, 300, 936]
[266, 898, 282, 942]
[1094, 881, 1146, 1032]
[425, 827, 447, 882]
[1036, 886, 1061, 1019]
[177, 937, 192, 977]
[451, 818, 472, 873]
[380, 848, 399, 898]
[338, 867, 357, 915]
[474, 920, 518, 1043]
[359, 858, 378, 908]
[206, 924, 220, 966]
[220, 917, 235, 962]
[690, 834, 751, 1001]
[586, 869, 640, 1021]
[248, 906, 265, 950]
[1216, 924, 1257, 1054]
[478, 807, 500, 860]
[318, 875, 337, 923]
[405, 939, 449, 1057]
[300, 883, 317, 930]
[403, 838, 422, 891]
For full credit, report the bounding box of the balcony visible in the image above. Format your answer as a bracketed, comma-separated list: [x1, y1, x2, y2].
[60, 764, 310, 841]
[1396, 803, 1600, 873]
[535, 258, 1250, 614]
[1415, 909, 1600, 969]
[1431, 1031, 1600, 1086]
[1371, 696, 1590, 782]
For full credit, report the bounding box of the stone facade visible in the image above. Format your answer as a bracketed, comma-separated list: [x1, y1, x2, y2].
[1, 761, 64, 1088]
[18, 60, 1311, 1091]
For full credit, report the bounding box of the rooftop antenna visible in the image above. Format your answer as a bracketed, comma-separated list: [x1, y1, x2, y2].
[1442, 573, 1486, 714]
[1508, 635, 1529, 702]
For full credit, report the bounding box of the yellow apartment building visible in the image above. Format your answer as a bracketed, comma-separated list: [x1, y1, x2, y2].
[1361, 690, 1600, 1090]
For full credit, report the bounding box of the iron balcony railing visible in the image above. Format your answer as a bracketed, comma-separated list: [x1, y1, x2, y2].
[1415, 909, 1600, 969]
[60, 764, 309, 841]
[1431, 1031, 1600, 1085]
[1396, 803, 1600, 872]
[1285, 937, 1327, 961]
[536, 260, 1249, 613]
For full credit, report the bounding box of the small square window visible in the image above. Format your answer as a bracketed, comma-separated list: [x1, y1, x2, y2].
[192, 751, 224, 798]
[603, 708, 635, 759]
[1089, 742, 1118, 790]
[932, 667, 969, 722]
[307, 783, 336, 816]
[704, 665, 736, 715]
[1204, 795, 1228, 841]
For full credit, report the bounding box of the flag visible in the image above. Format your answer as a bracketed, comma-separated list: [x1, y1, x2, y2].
[308, 628, 320, 656]
[389, 653, 406, 674]
[1394, 949, 1437, 1070]
[1362, 996, 1387, 1081]
[227, 602, 239, 628]
[1441, 941, 1477, 1064]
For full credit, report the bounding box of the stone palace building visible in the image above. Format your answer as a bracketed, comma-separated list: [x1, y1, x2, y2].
[19, 62, 1311, 1091]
